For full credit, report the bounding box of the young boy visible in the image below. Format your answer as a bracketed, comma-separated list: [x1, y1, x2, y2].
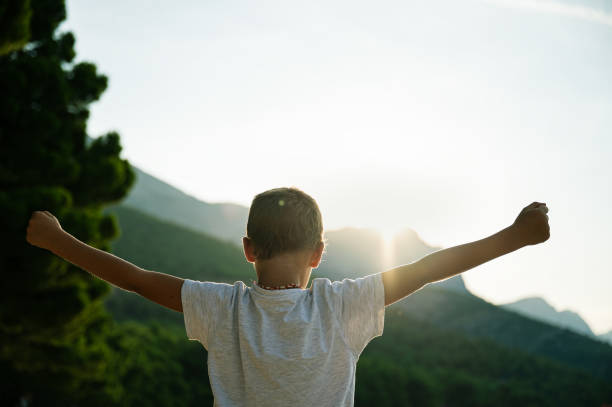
[26, 187, 550, 406]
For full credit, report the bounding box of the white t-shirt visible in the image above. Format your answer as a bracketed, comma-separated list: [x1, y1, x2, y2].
[181, 273, 386, 407]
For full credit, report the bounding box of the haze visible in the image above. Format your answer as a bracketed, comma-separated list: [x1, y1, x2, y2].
[62, 0, 612, 334]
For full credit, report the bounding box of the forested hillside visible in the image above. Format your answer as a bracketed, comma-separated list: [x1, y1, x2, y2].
[104, 205, 253, 325]
[394, 287, 612, 382]
[119, 167, 248, 244]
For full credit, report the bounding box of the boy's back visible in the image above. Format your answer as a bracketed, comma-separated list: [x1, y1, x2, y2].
[182, 274, 385, 407]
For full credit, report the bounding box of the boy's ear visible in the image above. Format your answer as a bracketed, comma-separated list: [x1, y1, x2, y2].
[310, 241, 325, 268]
[242, 237, 257, 263]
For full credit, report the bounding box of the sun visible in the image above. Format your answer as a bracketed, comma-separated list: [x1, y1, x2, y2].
[380, 231, 396, 270]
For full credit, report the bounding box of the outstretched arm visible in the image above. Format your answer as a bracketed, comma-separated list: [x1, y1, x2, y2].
[26, 211, 184, 312]
[382, 202, 550, 306]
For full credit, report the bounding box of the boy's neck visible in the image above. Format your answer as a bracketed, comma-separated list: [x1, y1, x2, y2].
[254, 251, 313, 289]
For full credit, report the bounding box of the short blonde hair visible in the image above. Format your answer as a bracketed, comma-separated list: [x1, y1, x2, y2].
[246, 187, 324, 260]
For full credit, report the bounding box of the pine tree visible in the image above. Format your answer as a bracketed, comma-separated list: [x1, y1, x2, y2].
[0, 0, 134, 404]
[0, 0, 32, 55]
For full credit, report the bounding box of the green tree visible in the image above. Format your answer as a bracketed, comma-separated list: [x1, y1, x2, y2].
[355, 357, 440, 407]
[106, 322, 214, 407]
[0, 0, 32, 55]
[0, 0, 134, 404]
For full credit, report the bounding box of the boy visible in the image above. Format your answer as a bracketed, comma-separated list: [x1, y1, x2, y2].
[26, 187, 550, 406]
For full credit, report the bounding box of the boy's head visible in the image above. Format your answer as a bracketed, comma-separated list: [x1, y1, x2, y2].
[244, 187, 325, 261]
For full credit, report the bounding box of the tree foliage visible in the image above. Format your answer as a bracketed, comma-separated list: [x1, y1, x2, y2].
[0, 0, 32, 55]
[105, 322, 214, 407]
[0, 0, 134, 404]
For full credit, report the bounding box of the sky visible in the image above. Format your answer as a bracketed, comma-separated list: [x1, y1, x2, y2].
[63, 0, 612, 334]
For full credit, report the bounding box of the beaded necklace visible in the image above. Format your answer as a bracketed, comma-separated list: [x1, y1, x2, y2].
[255, 281, 301, 290]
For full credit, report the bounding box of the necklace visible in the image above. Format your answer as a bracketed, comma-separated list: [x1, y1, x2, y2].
[255, 281, 301, 290]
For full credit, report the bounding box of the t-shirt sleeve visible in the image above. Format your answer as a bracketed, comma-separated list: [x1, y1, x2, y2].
[181, 279, 235, 349]
[334, 273, 385, 356]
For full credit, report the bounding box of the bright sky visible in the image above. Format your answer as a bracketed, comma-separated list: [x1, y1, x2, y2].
[63, 0, 612, 334]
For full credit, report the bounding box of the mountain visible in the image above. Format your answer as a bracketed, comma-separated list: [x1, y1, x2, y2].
[360, 307, 611, 407]
[598, 329, 612, 346]
[393, 286, 612, 382]
[104, 204, 254, 324]
[392, 228, 469, 295]
[317, 226, 470, 294]
[119, 166, 249, 244]
[392, 228, 441, 263]
[120, 165, 471, 295]
[88, 136, 248, 245]
[501, 297, 595, 337]
[317, 227, 386, 280]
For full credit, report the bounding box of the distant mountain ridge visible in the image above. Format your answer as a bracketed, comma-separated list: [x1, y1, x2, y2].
[120, 167, 249, 244]
[501, 297, 595, 338]
[120, 165, 602, 333]
[501, 298, 612, 344]
[320, 227, 469, 294]
[599, 330, 612, 345]
[122, 165, 471, 294]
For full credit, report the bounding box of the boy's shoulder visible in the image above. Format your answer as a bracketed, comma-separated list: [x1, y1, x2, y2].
[311, 273, 383, 287]
[310, 273, 384, 298]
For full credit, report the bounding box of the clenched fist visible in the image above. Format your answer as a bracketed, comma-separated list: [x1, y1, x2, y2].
[26, 211, 64, 250]
[511, 202, 550, 246]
